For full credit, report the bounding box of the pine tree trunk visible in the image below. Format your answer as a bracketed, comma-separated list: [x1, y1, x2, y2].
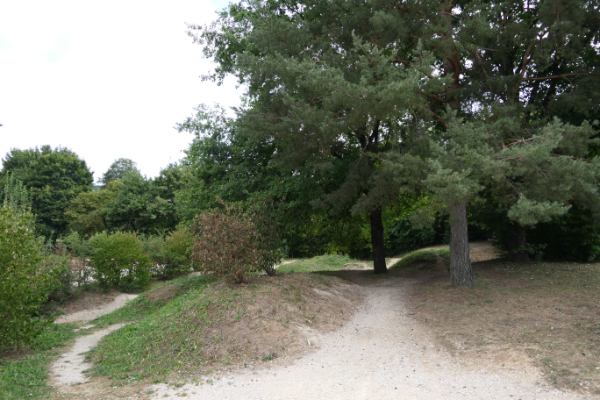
[370, 207, 387, 274]
[449, 202, 473, 287]
[507, 222, 530, 263]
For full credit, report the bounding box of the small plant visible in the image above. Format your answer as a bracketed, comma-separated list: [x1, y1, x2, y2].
[89, 231, 152, 292]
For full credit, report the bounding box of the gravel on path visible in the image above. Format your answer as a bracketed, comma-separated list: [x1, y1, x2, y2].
[54, 294, 138, 324]
[50, 323, 129, 388]
[147, 276, 585, 400]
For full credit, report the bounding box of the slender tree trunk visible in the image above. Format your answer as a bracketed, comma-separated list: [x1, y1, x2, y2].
[370, 207, 387, 274]
[507, 222, 530, 263]
[449, 202, 473, 287]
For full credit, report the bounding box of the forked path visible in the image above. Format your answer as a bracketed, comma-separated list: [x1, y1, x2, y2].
[149, 275, 584, 400]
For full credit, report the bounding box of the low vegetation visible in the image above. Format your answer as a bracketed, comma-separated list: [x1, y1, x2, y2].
[0, 324, 77, 400]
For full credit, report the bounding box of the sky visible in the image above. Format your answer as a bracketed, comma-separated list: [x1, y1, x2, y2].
[0, 0, 243, 183]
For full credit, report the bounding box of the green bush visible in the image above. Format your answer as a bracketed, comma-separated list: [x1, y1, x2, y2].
[141, 228, 194, 280]
[39, 242, 73, 305]
[89, 231, 151, 292]
[0, 207, 58, 350]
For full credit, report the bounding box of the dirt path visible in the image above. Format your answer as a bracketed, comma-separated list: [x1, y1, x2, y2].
[54, 294, 138, 324]
[50, 323, 128, 388]
[147, 275, 584, 400]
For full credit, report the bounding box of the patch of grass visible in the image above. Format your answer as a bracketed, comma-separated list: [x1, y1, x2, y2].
[0, 323, 77, 400]
[390, 250, 450, 270]
[94, 275, 213, 327]
[277, 254, 360, 273]
[408, 260, 600, 395]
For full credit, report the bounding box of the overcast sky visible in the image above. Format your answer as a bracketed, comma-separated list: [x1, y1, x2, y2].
[0, 0, 243, 183]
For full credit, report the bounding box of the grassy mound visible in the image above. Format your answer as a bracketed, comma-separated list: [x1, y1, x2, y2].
[88, 273, 362, 383]
[390, 250, 450, 271]
[277, 254, 360, 273]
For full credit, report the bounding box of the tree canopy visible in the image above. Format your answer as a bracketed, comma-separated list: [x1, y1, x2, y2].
[1, 145, 93, 239]
[101, 158, 140, 185]
[193, 0, 600, 284]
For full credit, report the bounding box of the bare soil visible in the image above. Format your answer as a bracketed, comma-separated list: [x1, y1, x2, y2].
[55, 289, 122, 316]
[164, 273, 365, 376]
[398, 260, 600, 396]
[147, 270, 585, 400]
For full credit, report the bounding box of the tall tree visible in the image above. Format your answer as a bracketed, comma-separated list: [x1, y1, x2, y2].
[176, 104, 368, 257]
[1, 145, 93, 238]
[433, 0, 600, 264]
[101, 158, 140, 185]
[193, 0, 444, 273]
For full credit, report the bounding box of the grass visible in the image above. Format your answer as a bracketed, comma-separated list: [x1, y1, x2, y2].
[277, 254, 361, 273]
[87, 282, 216, 381]
[0, 323, 77, 400]
[0, 274, 213, 399]
[390, 249, 450, 270]
[93, 274, 213, 328]
[403, 259, 600, 395]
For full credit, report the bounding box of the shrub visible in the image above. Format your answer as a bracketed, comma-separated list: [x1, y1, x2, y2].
[164, 228, 194, 277]
[0, 207, 58, 350]
[191, 202, 261, 283]
[39, 240, 73, 305]
[141, 228, 194, 280]
[89, 231, 151, 292]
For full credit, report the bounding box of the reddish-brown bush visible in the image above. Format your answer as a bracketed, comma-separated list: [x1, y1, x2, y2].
[191, 201, 261, 283]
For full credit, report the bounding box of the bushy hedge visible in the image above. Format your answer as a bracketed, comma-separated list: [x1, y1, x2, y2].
[0, 207, 58, 349]
[89, 231, 151, 292]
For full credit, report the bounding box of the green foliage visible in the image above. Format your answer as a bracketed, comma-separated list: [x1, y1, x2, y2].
[2, 173, 30, 213]
[141, 228, 194, 280]
[492, 207, 600, 263]
[1, 145, 93, 239]
[248, 198, 284, 276]
[101, 158, 140, 185]
[390, 250, 450, 270]
[89, 231, 151, 292]
[64, 181, 120, 237]
[0, 206, 58, 350]
[103, 172, 152, 233]
[191, 201, 261, 283]
[386, 219, 437, 256]
[103, 167, 184, 234]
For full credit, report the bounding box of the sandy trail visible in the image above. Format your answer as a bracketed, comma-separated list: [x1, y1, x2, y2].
[148, 275, 584, 400]
[54, 294, 138, 324]
[50, 323, 128, 388]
